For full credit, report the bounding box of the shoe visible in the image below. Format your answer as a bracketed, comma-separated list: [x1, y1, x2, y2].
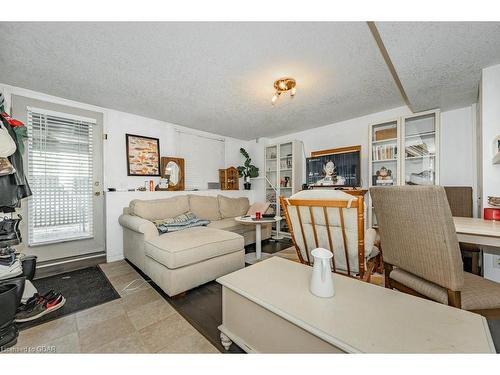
[0, 324, 18, 351]
[0, 215, 22, 246]
[15, 291, 66, 323]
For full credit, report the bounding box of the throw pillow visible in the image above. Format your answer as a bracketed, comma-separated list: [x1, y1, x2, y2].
[153, 212, 210, 234]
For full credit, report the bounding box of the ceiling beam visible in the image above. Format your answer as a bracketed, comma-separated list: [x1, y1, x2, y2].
[367, 21, 413, 110]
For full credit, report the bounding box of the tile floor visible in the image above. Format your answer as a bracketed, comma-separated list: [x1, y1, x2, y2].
[8, 260, 219, 354]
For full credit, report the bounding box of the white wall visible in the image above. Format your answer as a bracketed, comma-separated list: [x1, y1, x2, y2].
[244, 105, 477, 215]
[480, 65, 500, 210]
[0, 83, 249, 191]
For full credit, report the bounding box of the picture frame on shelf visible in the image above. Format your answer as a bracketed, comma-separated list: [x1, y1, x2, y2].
[126, 134, 160, 176]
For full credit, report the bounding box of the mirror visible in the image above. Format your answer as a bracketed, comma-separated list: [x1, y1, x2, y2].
[166, 161, 180, 185]
[160, 157, 185, 191]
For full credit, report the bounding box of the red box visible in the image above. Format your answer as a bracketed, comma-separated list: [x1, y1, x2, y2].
[484, 208, 500, 221]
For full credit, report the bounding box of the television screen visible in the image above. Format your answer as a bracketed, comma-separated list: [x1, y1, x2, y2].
[306, 150, 361, 187]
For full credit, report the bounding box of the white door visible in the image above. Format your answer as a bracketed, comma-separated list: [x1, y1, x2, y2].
[13, 95, 104, 263]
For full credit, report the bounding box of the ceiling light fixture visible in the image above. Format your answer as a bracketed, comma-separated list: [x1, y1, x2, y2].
[271, 77, 296, 105]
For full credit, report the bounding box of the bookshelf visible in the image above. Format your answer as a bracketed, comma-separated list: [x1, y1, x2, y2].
[368, 110, 440, 227]
[265, 141, 303, 237]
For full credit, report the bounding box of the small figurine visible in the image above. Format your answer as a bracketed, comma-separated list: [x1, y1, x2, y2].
[376, 166, 392, 180]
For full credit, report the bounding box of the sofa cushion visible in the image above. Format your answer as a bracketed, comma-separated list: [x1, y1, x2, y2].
[189, 195, 221, 221]
[129, 196, 189, 221]
[218, 195, 249, 218]
[145, 226, 244, 269]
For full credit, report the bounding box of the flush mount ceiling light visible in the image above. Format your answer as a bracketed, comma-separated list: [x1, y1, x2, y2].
[271, 77, 296, 105]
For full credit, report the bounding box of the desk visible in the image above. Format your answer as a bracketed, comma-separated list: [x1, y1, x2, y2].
[453, 217, 500, 282]
[454, 217, 500, 248]
[217, 257, 495, 353]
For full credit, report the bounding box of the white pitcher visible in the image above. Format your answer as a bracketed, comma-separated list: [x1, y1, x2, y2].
[309, 248, 335, 298]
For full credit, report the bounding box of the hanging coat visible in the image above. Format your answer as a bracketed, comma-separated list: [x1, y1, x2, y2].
[0, 117, 31, 212]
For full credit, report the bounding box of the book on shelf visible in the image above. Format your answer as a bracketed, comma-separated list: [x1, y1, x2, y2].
[376, 179, 394, 185]
[372, 144, 398, 161]
[405, 143, 429, 157]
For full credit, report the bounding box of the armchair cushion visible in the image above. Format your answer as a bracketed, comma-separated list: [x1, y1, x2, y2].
[390, 268, 500, 310]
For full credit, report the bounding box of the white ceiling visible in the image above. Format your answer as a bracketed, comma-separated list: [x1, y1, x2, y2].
[377, 22, 500, 112]
[0, 22, 403, 139]
[1, 22, 500, 140]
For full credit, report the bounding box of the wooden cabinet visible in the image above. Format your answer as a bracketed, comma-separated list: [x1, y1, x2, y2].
[219, 167, 239, 190]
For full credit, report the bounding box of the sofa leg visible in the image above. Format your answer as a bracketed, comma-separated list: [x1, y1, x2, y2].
[171, 291, 187, 299]
[220, 332, 232, 351]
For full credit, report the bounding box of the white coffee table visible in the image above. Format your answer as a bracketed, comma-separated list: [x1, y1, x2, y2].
[235, 216, 282, 264]
[217, 257, 495, 353]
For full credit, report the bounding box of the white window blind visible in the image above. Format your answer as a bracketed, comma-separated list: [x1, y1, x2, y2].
[27, 107, 95, 245]
[176, 130, 225, 190]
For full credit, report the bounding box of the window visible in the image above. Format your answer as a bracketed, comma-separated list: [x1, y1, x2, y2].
[27, 107, 95, 245]
[176, 130, 225, 190]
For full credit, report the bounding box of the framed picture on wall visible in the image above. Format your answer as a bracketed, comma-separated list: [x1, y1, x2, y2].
[126, 134, 161, 176]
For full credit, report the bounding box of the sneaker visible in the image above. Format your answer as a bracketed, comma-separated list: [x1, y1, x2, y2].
[0, 324, 18, 352]
[15, 292, 66, 323]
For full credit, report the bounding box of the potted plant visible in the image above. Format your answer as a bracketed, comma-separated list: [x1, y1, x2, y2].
[237, 148, 259, 190]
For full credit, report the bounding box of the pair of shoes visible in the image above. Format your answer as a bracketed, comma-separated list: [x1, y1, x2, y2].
[0, 216, 22, 246]
[15, 290, 66, 323]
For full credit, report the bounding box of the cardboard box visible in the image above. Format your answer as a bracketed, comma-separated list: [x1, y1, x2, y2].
[375, 127, 397, 141]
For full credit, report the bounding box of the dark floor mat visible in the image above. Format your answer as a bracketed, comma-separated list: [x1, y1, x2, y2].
[17, 266, 120, 330]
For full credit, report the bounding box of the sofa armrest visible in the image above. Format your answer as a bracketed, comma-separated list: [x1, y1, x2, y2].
[119, 214, 159, 240]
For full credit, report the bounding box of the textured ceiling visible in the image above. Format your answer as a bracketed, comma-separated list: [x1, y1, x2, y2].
[2, 22, 500, 140]
[0, 22, 403, 139]
[376, 22, 500, 112]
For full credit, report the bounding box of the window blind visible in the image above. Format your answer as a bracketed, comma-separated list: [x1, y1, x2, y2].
[27, 107, 95, 245]
[176, 130, 225, 190]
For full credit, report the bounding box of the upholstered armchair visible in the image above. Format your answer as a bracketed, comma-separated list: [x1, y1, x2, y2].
[280, 189, 380, 280]
[370, 185, 500, 317]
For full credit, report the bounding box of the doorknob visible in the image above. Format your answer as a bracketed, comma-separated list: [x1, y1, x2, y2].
[95, 191, 101, 196]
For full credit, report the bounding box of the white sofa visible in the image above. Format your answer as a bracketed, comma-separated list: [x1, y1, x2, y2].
[118, 194, 271, 296]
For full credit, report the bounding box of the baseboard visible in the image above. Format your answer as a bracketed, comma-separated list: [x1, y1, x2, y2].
[34, 252, 107, 279]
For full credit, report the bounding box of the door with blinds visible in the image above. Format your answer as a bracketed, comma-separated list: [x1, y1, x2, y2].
[12, 95, 104, 263]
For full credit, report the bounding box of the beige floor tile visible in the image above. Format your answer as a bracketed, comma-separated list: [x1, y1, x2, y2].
[78, 314, 136, 352]
[76, 299, 126, 331]
[16, 315, 77, 348]
[139, 313, 199, 352]
[157, 332, 219, 354]
[126, 299, 176, 331]
[99, 261, 134, 278]
[108, 271, 152, 297]
[89, 332, 148, 353]
[50, 332, 81, 353]
[121, 287, 162, 312]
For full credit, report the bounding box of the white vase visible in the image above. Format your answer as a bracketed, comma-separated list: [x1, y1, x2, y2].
[309, 248, 335, 298]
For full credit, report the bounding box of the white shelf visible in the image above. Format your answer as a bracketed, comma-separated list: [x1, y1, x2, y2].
[405, 131, 436, 139]
[372, 137, 398, 145]
[372, 158, 398, 163]
[405, 154, 435, 160]
[368, 110, 440, 228]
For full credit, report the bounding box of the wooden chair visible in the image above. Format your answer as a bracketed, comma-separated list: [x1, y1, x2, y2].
[443, 186, 480, 275]
[370, 185, 500, 318]
[280, 189, 380, 281]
